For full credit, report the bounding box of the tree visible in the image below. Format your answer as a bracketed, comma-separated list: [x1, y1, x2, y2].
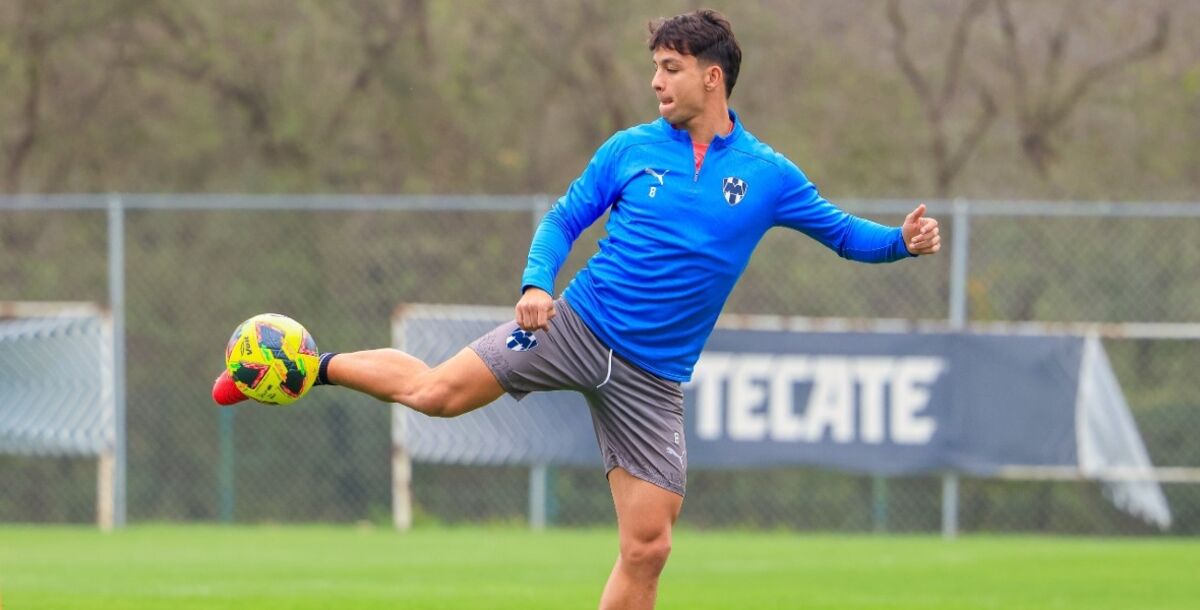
[0, 0, 128, 191]
[994, 0, 1168, 179]
[886, 0, 996, 198]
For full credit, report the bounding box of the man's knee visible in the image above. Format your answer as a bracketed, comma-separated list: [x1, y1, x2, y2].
[426, 348, 504, 417]
[408, 359, 500, 417]
[409, 376, 465, 417]
[620, 530, 672, 577]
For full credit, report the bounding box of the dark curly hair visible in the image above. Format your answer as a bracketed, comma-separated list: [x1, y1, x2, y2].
[648, 9, 742, 99]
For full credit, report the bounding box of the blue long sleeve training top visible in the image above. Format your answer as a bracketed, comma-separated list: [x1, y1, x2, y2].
[522, 110, 913, 382]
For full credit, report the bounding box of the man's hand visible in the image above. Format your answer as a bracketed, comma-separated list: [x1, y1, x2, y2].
[902, 203, 941, 255]
[515, 287, 556, 331]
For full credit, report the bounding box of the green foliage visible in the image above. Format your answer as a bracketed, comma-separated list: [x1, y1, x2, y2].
[0, 0, 1194, 198]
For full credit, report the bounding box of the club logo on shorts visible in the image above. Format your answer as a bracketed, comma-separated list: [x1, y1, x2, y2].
[506, 329, 539, 352]
[722, 176, 748, 206]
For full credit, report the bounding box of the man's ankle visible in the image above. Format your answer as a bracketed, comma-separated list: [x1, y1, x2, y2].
[315, 352, 339, 386]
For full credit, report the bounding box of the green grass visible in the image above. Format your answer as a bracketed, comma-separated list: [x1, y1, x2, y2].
[1, 525, 1197, 609]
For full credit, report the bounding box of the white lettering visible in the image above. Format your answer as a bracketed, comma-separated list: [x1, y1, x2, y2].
[768, 356, 809, 441]
[728, 355, 772, 441]
[693, 353, 732, 441]
[854, 358, 894, 444]
[804, 357, 854, 443]
[891, 357, 944, 444]
[686, 352, 947, 445]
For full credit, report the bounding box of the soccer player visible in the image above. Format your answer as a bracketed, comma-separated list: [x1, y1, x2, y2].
[214, 9, 940, 609]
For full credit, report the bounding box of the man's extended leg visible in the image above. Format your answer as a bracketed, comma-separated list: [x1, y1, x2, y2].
[327, 347, 504, 417]
[216, 303, 601, 413]
[599, 468, 683, 610]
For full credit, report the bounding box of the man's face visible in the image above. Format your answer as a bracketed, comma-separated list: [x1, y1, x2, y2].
[651, 47, 709, 126]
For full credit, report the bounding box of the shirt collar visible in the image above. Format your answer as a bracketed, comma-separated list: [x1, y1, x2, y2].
[658, 109, 742, 149]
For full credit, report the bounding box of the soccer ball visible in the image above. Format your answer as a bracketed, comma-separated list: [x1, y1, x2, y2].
[224, 313, 319, 405]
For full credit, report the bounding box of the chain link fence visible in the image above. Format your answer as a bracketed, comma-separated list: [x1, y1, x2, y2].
[1, 196, 1198, 534]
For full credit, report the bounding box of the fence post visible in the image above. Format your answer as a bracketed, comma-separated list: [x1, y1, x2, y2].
[392, 315, 413, 532]
[871, 475, 889, 533]
[529, 463, 548, 530]
[97, 450, 114, 531]
[949, 198, 970, 328]
[218, 408, 235, 523]
[941, 473, 959, 539]
[392, 417, 412, 531]
[106, 194, 127, 529]
[527, 196, 553, 531]
[942, 198, 971, 539]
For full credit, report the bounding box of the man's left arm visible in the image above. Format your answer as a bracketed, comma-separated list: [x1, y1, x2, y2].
[774, 159, 939, 261]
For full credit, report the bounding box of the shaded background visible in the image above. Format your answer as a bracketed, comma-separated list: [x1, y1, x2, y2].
[0, 0, 1195, 198]
[1, 0, 1198, 535]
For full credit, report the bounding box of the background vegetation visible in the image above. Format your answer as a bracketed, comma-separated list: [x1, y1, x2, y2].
[1, 1, 1197, 533]
[1, 0, 1196, 200]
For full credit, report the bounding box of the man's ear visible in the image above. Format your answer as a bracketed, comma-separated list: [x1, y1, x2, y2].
[704, 64, 723, 93]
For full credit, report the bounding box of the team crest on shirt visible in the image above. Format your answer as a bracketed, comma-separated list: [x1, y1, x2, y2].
[506, 329, 538, 352]
[722, 177, 748, 206]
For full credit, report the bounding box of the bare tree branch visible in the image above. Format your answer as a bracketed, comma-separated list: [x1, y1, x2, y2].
[6, 53, 42, 192]
[995, 2, 1169, 175]
[506, 0, 632, 143]
[319, 2, 406, 142]
[886, 0, 934, 121]
[995, 0, 1029, 125]
[1040, 0, 1080, 100]
[940, 0, 990, 111]
[128, 5, 309, 167]
[45, 32, 125, 190]
[581, 0, 629, 131]
[402, 0, 432, 68]
[4, 0, 46, 191]
[1043, 11, 1168, 131]
[943, 88, 997, 189]
[887, 0, 995, 197]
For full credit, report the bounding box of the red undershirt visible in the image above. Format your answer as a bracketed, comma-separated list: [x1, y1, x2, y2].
[692, 119, 735, 174]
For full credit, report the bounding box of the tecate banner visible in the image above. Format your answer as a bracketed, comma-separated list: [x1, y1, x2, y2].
[404, 320, 1089, 475]
[684, 329, 1082, 474]
[399, 311, 1168, 527]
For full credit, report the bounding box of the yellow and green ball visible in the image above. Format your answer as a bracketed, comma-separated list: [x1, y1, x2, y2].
[224, 313, 319, 405]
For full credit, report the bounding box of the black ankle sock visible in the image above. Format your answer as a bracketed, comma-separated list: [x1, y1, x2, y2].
[316, 352, 339, 386]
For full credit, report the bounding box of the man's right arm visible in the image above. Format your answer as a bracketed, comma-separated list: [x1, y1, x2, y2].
[517, 135, 624, 329]
[515, 287, 556, 331]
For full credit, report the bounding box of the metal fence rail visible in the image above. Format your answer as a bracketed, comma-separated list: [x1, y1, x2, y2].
[1, 195, 1197, 534]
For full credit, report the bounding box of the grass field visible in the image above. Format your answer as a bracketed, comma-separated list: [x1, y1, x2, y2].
[1, 525, 1197, 609]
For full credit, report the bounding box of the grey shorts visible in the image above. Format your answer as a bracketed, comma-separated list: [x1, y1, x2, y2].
[469, 299, 687, 496]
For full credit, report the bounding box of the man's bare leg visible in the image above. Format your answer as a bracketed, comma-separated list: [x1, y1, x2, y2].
[327, 347, 504, 418]
[599, 467, 683, 610]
